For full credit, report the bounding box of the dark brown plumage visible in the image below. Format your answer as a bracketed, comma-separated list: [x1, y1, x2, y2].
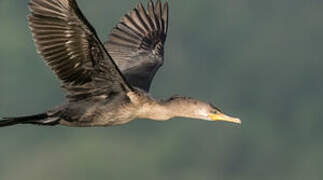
[0, 0, 240, 127]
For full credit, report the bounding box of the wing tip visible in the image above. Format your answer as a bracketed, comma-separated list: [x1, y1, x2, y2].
[125, 0, 168, 35]
[106, 0, 169, 55]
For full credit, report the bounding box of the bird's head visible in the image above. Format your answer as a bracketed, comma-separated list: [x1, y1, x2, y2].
[166, 96, 241, 124]
[205, 103, 241, 124]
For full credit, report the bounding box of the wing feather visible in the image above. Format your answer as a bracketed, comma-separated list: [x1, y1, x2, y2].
[105, 0, 169, 91]
[28, 0, 132, 100]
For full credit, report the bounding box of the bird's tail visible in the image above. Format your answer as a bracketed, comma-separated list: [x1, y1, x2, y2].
[0, 113, 59, 127]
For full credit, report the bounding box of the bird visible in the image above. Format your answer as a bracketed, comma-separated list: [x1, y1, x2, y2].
[0, 0, 241, 127]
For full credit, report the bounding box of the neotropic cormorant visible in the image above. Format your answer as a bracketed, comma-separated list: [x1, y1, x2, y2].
[0, 0, 241, 127]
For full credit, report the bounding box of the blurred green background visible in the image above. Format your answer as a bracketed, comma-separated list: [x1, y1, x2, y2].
[1, 0, 323, 179]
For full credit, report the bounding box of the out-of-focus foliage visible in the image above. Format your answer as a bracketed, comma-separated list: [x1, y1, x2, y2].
[0, 0, 322, 179]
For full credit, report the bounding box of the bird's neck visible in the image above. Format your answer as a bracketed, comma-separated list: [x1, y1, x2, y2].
[137, 98, 195, 121]
[137, 101, 172, 121]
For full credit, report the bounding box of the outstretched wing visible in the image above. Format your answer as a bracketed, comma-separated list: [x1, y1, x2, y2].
[105, 0, 168, 92]
[28, 0, 132, 100]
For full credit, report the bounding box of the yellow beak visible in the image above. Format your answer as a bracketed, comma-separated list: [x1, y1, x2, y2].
[208, 112, 241, 124]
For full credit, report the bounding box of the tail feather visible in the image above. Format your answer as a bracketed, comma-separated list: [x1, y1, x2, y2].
[0, 118, 21, 127]
[0, 113, 59, 127]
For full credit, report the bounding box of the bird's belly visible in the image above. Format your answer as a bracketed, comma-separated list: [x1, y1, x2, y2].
[98, 111, 136, 126]
[60, 113, 135, 127]
[60, 104, 137, 127]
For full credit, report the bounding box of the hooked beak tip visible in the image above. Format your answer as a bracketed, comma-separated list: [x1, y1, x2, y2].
[208, 112, 241, 124]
